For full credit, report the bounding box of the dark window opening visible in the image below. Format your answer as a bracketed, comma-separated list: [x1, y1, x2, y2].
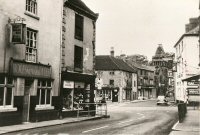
[75, 14, 83, 41]
[74, 46, 83, 72]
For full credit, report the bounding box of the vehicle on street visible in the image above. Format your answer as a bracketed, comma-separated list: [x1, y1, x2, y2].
[157, 96, 168, 105]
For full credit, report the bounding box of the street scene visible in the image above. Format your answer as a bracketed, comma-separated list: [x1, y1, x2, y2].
[0, 0, 200, 135]
[3, 100, 178, 135]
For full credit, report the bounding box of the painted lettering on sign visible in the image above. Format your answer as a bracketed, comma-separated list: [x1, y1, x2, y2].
[11, 60, 51, 78]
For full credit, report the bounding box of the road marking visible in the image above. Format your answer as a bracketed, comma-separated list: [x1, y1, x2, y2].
[118, 119, 135, 124]
[82, 125, 109, 133]
[137, 113, 144, 116]
[172, 121, 179, 130]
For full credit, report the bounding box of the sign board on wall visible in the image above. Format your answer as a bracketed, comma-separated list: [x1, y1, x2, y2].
[63, 81, 74, 89]
[10, 23, 26, 44]
[75, 82, 85, 88]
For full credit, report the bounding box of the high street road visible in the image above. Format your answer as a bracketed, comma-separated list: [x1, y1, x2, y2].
[8, 100, 178, 135]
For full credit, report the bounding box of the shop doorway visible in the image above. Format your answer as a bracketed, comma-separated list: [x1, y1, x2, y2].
[22, 79, 33, 122]
[112, 89, 118, 102]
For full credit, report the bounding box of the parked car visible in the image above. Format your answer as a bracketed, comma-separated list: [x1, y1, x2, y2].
[157, 96, 168, 105]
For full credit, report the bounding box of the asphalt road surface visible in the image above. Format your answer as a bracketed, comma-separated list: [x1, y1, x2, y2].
[9, 100, 178, 135]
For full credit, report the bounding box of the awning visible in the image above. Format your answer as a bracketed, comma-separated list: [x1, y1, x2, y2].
[182, 74, 200, 82]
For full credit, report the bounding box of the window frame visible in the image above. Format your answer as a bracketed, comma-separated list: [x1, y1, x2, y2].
[0, 76, 15, 109]
[75, 14, 84, 41]
[74, 46, 83, 72]
[36, 80, 53, 108]
[26, 0, 37, 15]
[26, 28, 38, 63]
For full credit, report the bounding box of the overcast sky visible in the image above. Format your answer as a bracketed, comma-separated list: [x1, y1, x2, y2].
[83, 0, 199, 60]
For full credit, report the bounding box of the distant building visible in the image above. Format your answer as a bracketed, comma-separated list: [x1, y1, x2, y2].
[174, 18, 199, 103]
[95, 49, 137, 102]
[151, 45, 174, 97]
[61, 0, 98, 116]
[117, 54, 156, 99]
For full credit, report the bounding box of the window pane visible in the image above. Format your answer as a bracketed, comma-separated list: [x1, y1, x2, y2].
[0, 77, 5, 84]
[36, 89, 40, 105]
[7, 77, 13, 85]
[6, 88, 12, 105]
[46, 90, 51, 104]
[47, 80, 51, 87]
[41, 89, 45, 104]
[0, 87, 4, 106]
[37, 80, 40, 87]
[42, 81, 46, 87]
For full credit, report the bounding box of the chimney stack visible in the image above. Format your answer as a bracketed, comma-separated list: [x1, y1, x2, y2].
[110, 47, 114, 57]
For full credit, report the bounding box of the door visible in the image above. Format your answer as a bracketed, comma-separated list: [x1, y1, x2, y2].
[22, 79, 33, 122]
[112, 89, 118, 102]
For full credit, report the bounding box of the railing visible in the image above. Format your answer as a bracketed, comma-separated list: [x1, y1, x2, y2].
[76, 103, 108, 118]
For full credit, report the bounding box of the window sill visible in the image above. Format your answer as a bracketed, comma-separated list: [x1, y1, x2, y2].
[0, 107, 17, 112]
[35, 105, 54, 111]
[24, 11, 40, 20]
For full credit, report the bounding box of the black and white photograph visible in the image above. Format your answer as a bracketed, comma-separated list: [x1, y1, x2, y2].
[0, 0, 199, 134]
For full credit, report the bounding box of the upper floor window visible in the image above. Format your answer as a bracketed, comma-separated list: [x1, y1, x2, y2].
[75, 14, 83, 41]
[109, 80, 114, 86]
[74, 46, 83, 72]
[26, 0, 37, 15]
[0, 76, 14, 108]
[26, 29, 37, 62]
[109, 71, 115, 75]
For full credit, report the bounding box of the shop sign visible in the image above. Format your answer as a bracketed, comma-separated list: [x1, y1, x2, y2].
[75, 82, 85, 88]
[189, 89, 200, 95]
[10, 59, 51, 78]
[187, 81, 199, 86]
[10, 23, 26, 44]
[63, 81, 74, 88]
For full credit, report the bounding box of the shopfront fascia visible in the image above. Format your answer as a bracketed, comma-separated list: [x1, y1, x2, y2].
[61, 71, 96, 116]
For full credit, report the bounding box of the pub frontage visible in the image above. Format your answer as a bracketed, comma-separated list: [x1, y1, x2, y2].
[0, 58, 60, 126]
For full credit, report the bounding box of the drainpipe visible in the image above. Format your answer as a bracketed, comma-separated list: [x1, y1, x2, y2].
[58, 0, 64, 119]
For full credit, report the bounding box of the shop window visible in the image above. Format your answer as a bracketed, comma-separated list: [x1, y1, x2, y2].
[63, 89, 73, 110]
[75, 14, 83, 41]
[0, 76, 14, 108]
[26, 29, 37, 62]
[26, 0, 37, 15]
[74, 46, 83, 72]
[73, 88, 84, 110]
[37, 80, 52, 107]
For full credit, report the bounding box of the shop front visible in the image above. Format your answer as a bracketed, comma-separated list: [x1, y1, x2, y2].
[61, 71, 96, 117]
[0, 59, 59, 126]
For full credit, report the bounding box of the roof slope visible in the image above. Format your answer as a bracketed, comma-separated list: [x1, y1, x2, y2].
[65, 0, 98, 20]
[128, 62, 155, 71]
[95, 55, 136, 73]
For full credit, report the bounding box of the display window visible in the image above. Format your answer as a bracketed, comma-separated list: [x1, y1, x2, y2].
[63, 89, 73, 110]
[73, 88, 84, 110]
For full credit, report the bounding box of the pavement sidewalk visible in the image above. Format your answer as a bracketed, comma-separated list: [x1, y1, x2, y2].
[0, 116, 103, 134]
[0, 100, 150, 134]
[169, 107, 200, 135]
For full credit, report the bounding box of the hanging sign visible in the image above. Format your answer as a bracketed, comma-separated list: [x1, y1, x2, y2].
[10, 23, 26, 44]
